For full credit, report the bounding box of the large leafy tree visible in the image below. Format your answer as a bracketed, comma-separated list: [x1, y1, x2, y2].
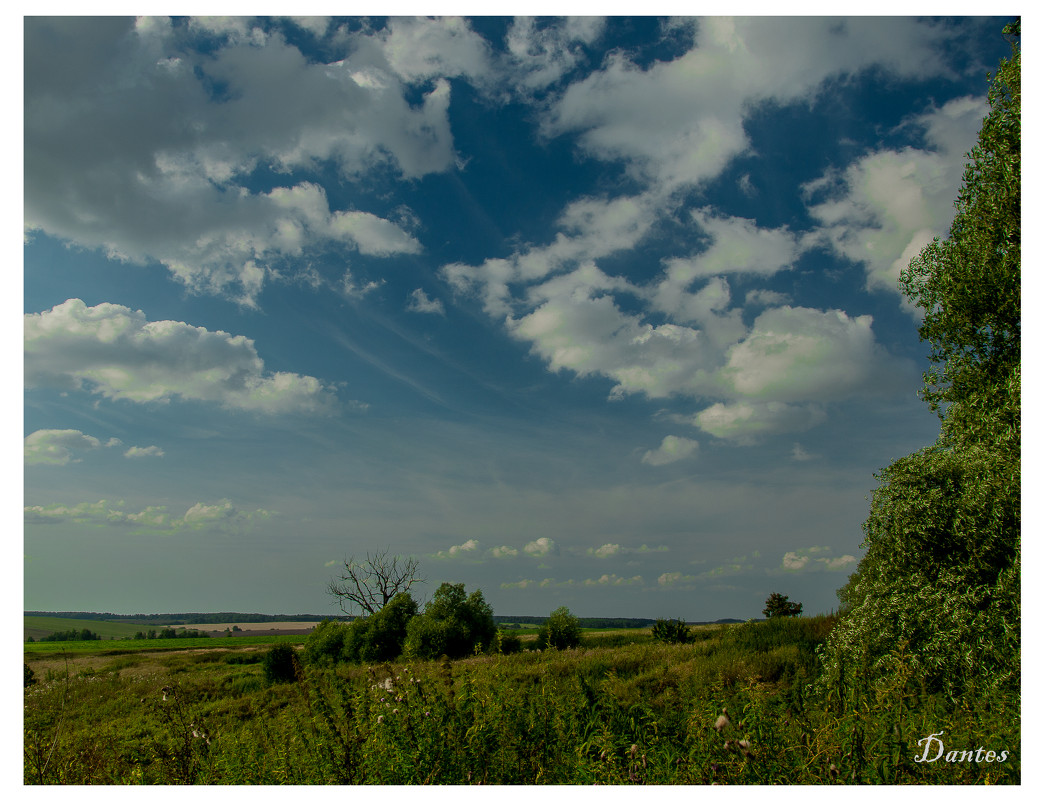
[819, 21, 1020, 703]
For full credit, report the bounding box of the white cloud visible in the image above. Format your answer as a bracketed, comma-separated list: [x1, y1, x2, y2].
[583, 574, 643, 587]
[717, 306, 912, 403]
[541, 17, 953, 190]
[695, 401, 826, 444]
[489, 545, 519, 559]
[24, 17, 445, 305]
[657, 571, 693, 587]
[781, 546, 857, 572]
[588, 543, 621, 558]
[24, 498, 270, 533]
[124, 445, 165, 459]
[407, 288, 445, 315]
[523, 536, 558, 557]
[804, 95, 986, 300]
[505, 16, 606, 92]
[642, 435, 700, 466]
[25, 299, 338, 414]
[434, 539, 481, 559]
[24, 429, 101, 466]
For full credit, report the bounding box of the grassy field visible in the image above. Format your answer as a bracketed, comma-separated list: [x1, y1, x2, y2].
[24, 616, 177, 641]
[22, 614, 1019, 785]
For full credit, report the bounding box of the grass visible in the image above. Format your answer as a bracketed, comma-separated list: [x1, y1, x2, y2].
[23, 615, 1020, 785]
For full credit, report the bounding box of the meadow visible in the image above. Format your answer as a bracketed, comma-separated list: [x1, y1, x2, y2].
[23, 615, 1020, 785]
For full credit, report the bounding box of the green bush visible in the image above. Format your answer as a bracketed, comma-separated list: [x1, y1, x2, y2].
[405, 583, 497, 659]
[262, 642, 300, 684]
[536, 606, 582, 650]
[652, 618, 692, 644]
[303, 619, 349, 665]
[496, 629, 522, 654]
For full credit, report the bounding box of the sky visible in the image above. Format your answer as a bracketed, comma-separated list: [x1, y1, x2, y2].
[21, 13, 1018, 621]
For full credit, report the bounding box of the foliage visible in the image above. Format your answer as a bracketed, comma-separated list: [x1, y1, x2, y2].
[357, 593, 419, 662]
[262, 643, 301, 685]
[762, 593, 803, 619]
[536, 606, 582, 650]
[405, 583, 496, 659]
[303, 619, 349, 666]
[651, 618, 692, 644]
[900, 19, 1020, 454]
[24, 663, 37, 688]
[327, 548, 424, 616]
[496, 628, 522, 655]
[40, 628, 102, 642]
[22, 614, 1020, 785]
[821, 22, 1021, 709]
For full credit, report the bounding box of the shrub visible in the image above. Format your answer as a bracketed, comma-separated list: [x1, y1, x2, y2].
[763, 593, 803, 619]
[405, 583, 497, 659]
[303, 619, 349, 666]
[262, 642, 300, 684]
[652, 618, 692, 644]
[496, 629, 522, 655]
[536, 606, 582, 650]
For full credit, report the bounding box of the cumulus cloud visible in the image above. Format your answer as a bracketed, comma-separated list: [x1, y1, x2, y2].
[25, 299, 338, 414]
[781, 546, 858, 572]
[505, 16, 606, 92]
[804, 95, 986, 301]
[541, 17, 953, 190]
[434, 539, 481, 559]
[24, 17, 442, 305]
[407, 288, 445, 315]
[489, 545, 519, 559]
[657, 571, 694, 587]
[695, 402, 826, 444]
[124, 445, 165, 459]
[583, 574, 643, 586]
[523, 537, 558, 557]
[24, 498, 270, 534]
[642, 435, 700, 466]
[717, 306, 913, 403]
[24, 429, 102, 466]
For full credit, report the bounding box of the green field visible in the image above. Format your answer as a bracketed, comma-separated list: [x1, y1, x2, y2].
[23, 615, 1020, 785]
[24, 616, 177, 642]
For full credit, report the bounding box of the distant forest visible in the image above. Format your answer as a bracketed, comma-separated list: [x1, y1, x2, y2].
[26, 611, 744, 628]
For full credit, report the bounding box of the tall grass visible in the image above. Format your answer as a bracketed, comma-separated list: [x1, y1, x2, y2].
[23, 615, 1019, 784]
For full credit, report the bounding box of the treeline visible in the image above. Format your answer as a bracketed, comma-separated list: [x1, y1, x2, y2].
[33, 628, 102, 642]
[26, 611, 349, 625]
[132, 628, 211, 640]
[494, 616, 739, 629]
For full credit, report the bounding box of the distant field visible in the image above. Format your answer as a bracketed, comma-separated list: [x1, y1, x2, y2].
[24, 616, 170, 642]
[24, 616, 320, 642]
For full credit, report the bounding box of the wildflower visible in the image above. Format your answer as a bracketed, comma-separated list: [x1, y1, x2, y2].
[630, 744, 638, 755]
[393, 708, 399, 714]
[715, 714, 730, 732]
[829, 763, 839, 777]
[376, 715, 384, 723]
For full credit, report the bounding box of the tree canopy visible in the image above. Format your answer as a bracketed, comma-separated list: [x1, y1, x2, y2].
[819, 22, 1021, 704]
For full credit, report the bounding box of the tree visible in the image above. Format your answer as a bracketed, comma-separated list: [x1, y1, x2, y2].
[536, 606, 582, 650]
[819, 22, 1021, 704]
[763, 593, 803, 619]
[652, 618, 693, 644]
[900, 18, 1021, 455]
[263, 642, 301, 684]
[404, 583, 497, 660]
[327, 548, 424, 616]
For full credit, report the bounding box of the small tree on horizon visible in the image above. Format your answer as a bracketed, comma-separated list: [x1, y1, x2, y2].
[763, 593, 803, 619]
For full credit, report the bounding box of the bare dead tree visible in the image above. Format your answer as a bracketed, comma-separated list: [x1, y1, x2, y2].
[326, 548, 425, 616]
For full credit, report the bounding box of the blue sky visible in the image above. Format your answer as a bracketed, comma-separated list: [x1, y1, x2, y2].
[22, 14, 1015, 619]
